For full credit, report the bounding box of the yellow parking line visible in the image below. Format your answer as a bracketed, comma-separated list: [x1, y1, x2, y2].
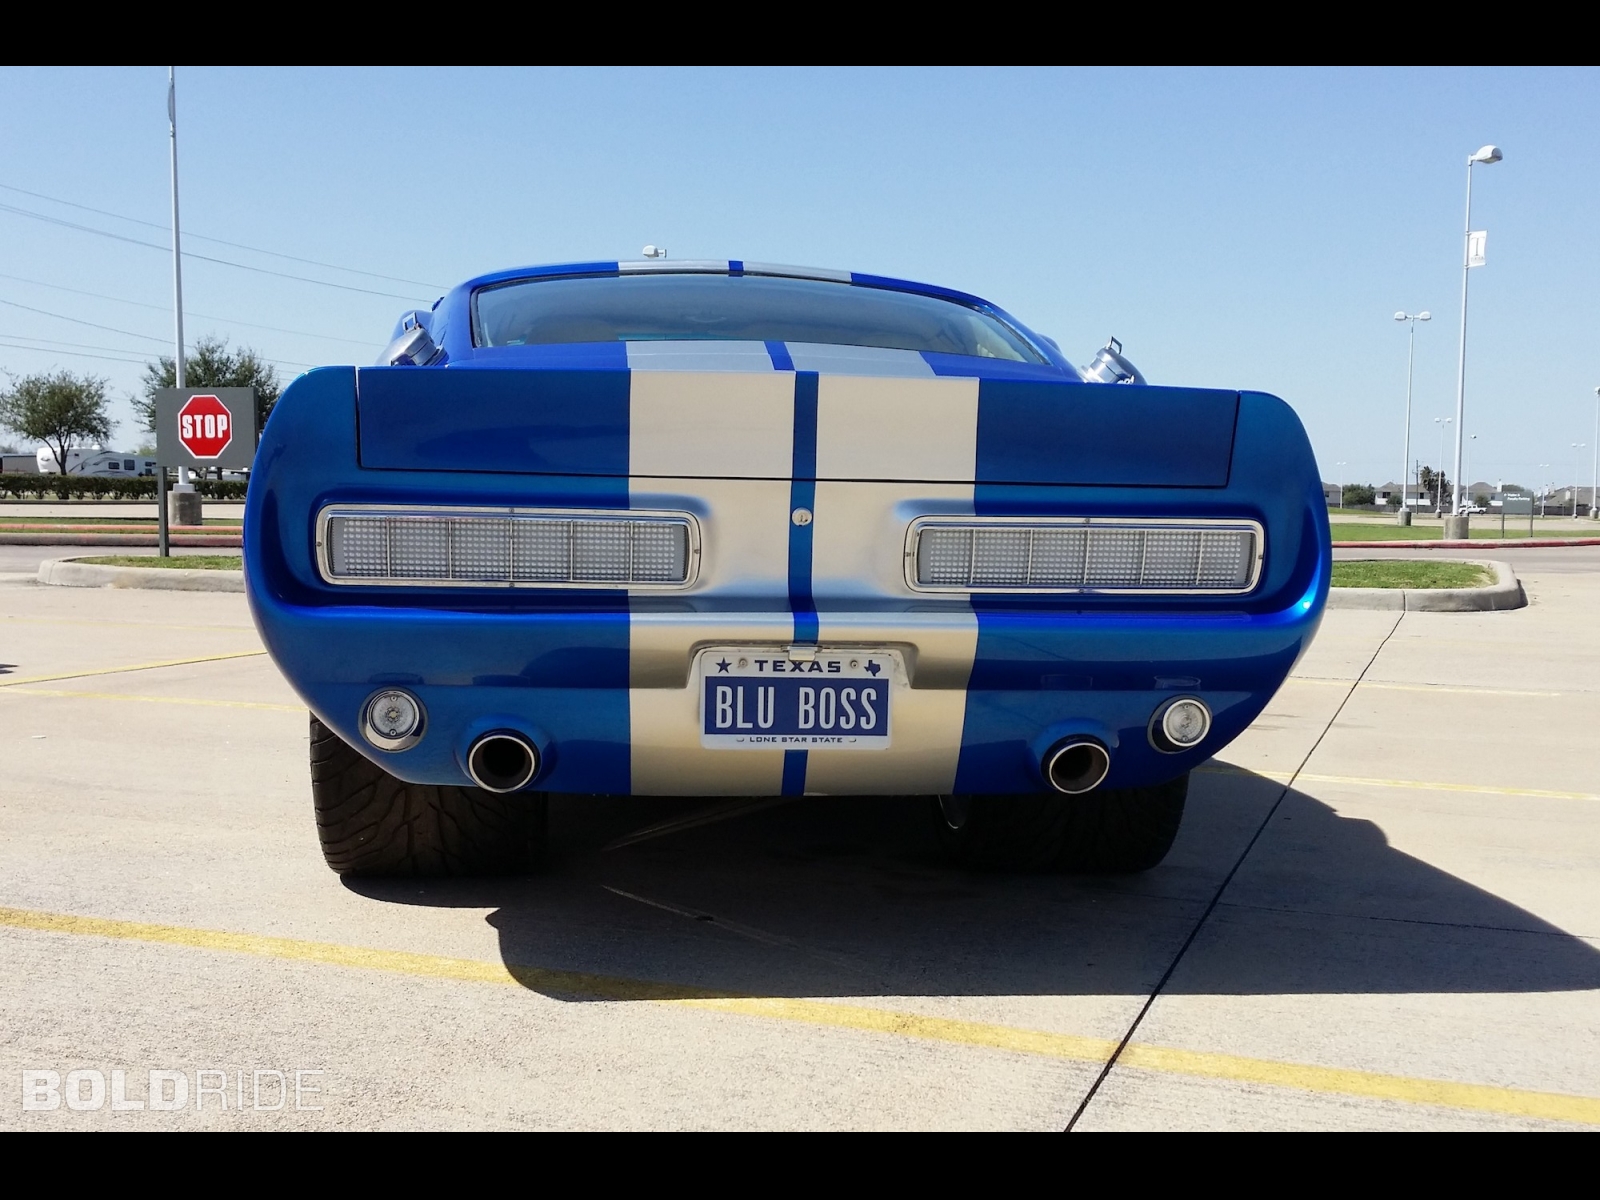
[1199, 764, 1599, 802]
[3, 904, 1596, 1125]
[0, 687, 301, 713]
[0, 650, 266, 689]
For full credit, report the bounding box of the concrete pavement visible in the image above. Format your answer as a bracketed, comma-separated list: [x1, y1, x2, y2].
[1, 555, 1596, 1129]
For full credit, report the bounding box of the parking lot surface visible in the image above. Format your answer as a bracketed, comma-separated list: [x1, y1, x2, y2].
[2, 559, 1597, 1129]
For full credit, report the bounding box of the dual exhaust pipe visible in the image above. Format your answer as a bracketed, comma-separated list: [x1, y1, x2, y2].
[466, 732, 540, 793]
[1042, 697, 1214, 795]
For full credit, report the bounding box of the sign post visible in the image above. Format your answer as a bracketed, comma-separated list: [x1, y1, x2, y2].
[154, 387, 258, 557]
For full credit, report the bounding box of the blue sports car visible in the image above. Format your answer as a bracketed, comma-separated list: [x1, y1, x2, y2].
[244, 259, 1329, 875]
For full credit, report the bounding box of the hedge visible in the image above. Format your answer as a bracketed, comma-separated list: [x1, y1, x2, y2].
[0, 473, 249, 501]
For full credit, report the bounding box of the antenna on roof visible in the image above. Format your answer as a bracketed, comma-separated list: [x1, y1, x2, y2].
[641, 245, 666, 259]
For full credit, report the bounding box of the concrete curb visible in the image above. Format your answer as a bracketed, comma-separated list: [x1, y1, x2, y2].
[1328, 559, 1524, 612]
[0, 533, 240, 547]
[1338, 537, 1600, 550]
[36, 559, 244, 593]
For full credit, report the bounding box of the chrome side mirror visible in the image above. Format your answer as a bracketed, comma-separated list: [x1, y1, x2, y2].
[1079, 337, 1146, 385]
[381, 314, 443, 367]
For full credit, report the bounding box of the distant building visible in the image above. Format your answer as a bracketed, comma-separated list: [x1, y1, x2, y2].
[1375, 482, 1428, 507]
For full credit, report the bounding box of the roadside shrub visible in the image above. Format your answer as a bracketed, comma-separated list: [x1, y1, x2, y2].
[196, 479, 249, 501]
[0, 473, 247, 501]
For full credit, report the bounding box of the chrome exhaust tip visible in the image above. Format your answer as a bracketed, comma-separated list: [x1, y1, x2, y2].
[466, 732, 539, 793]
[1044, 738, 1111, 795]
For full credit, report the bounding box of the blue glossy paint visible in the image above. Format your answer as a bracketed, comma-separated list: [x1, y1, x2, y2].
[247, 261, 1331, 799]
[974, 381, 1237, 487]
[954, 388, 1328, 792]
[788, 372, 819, 644]
[358, 367, 630, 477]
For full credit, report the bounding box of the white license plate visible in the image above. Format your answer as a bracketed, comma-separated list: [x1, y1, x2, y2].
[698, 648, 896, 750]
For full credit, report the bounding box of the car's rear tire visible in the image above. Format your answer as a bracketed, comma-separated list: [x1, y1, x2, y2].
[309, 715, 547, 877]
[935, 774, 1187, 873]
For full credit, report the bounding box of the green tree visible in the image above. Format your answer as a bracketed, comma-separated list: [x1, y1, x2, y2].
[1417, 466, 1452, 510]
[136, 335, 281, 432]
[1342, 483, 1376, 507]
[0, 371, 114, 498]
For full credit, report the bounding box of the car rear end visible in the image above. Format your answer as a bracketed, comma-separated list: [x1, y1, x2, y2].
[244, 353, 1327, 804]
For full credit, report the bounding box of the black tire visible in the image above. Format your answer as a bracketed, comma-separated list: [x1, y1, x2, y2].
[935, 773, 1187, 873]
[309, 715, 547, 877]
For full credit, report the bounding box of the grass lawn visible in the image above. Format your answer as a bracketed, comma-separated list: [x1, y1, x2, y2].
[1331, 560, 1492, 589]
[74, 555, 243, 571]
[1330, 522, 1570, 541]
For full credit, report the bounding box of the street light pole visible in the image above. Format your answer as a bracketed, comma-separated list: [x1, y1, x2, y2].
[1395, 311, 1430, 525]
[159, 67, 189, 558]
[1574, 444, 1588, 518]
[1450, 145, 1502, 527]
[1335, 462, 1347, 509]
[1592, 388, 1599, 520]
[1434, 416, 1453, 514]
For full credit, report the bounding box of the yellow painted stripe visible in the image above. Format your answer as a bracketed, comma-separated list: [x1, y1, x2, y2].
[1199, 764, 1599, 803]
[3, 904, 1596, 1126]
[0, 650, 266, 689]
[1287, 676, 1560, 698]
[0, 687, 301, 713]
[1116, 1044, 1600, 1124]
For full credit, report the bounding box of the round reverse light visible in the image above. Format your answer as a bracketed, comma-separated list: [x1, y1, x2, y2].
[363, 688, 424, 751]
[1152, 697, 1211, 753]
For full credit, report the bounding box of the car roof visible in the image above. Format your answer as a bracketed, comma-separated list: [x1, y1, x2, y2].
[459, 260, 1000, 312]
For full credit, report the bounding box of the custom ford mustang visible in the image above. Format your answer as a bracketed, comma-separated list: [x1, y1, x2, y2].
[244, 260, 1329, 876]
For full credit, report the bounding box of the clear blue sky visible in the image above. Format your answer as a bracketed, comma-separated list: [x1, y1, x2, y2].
[2, 66, 1596, 489]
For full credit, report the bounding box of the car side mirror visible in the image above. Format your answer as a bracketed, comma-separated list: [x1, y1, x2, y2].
[1079, 337, 1146, 385]
[382, 315, 444, 367]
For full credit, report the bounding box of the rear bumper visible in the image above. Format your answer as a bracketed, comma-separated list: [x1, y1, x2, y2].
[248, 583, 1323, 796]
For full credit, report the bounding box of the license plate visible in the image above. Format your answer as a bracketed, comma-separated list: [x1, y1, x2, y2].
[699, 649, 894, 749]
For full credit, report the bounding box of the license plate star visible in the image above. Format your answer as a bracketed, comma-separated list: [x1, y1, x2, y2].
[716, 658, 732, 673]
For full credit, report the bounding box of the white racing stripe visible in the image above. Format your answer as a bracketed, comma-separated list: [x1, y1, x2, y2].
[807, 375, 979, 794]
[627, 369, 984, 796]
[624, 340, 776, 374]
[628, 371, 797, 793]
[785, 343, 935, 378]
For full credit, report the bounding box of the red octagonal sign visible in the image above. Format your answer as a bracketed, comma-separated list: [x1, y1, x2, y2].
[177, 394, 234, 460]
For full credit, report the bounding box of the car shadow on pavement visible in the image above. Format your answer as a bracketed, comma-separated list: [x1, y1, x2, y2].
[343, 765, 1600, 1002]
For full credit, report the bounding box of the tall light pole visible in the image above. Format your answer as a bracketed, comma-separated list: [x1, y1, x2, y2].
[1394, 311, 1430, 525]
[1466, 433, 1478, 502]
[1335, 462, 1347, 509]
[1450, 144, 1502, 526]
[1434, 416, 1453, 514]
[1573, 443, 1588, 518]
[1592, 388, 1599, 520]
[1538, 465, 1551, 518]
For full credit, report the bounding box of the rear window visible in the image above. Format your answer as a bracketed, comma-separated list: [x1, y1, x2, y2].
[471, 273, 1043, 363]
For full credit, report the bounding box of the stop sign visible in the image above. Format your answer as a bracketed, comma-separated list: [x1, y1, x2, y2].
[177, 394, 235, 460]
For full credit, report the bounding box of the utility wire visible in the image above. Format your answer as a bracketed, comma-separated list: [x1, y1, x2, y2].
[0, 181, 446, 291]
[0, 338, 150, 366]
[0, 202, 431, 302]
[0, 332, 317, 369]
[0, 270, 378, 347]
[0, 296, 170, 343]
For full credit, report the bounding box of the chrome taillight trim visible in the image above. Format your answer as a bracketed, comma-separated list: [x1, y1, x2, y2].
[903, 516, 1265, 595]
[314, 504, 701, 589]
